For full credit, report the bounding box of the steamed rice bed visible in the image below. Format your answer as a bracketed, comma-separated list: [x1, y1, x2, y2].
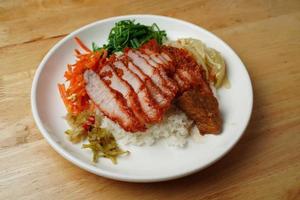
[100, 106, 194, 147]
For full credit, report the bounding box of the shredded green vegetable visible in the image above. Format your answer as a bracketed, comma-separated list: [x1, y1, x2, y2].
[82, 127, 129, 164]
[65, 111, 128, 164]
[65, 111, 91, 143]
[92, 20, 167, 55]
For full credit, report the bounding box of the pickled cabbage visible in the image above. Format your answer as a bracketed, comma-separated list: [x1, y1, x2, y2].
[65, 111, 128, 163]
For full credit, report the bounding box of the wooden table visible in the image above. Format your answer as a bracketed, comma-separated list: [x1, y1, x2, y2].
[1, 0, 299, 199]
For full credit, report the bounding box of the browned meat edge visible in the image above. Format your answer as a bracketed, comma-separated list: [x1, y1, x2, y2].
[176, 87, 222, 134]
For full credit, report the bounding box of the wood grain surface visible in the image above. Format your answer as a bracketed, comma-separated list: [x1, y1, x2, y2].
[1, 0, 300, 199]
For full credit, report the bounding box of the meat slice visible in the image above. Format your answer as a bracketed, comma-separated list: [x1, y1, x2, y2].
[136, 51, 178, 95]
[143, 48, 166, 65]
[161, 52, 172, 62]
[136, 51, 158, 68]
[142, 48, 175, 75]
[174, 73, 188, 92]
[126, 50, 174, 99]
[126, 59, 169, 108]
[84, 70, 145, 132]
[113, 60, 162, 122]
[99, 65, 147, 126]
[161, 45, 209, 94]
[175, 68, 197, 92]
[113, 61, 142, 93]
[176, 87, 222, 134]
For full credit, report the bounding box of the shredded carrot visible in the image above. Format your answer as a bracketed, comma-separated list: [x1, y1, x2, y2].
[74, 37, 92, 53]
[102, 49, 108, 59]
[74, 49, 81, 55]
[58, 84, 70, 110]
[89, 101, 96, 111]
[58, 37, 108, 115]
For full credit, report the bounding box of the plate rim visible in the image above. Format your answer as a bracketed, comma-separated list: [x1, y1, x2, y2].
[31, 14, 253, 182]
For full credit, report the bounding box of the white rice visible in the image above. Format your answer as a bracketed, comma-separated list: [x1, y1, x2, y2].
[100, 106, 194, 147]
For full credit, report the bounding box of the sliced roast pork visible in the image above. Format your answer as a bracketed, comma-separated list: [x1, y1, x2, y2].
[113, 60, 162, 122]
[84, 39, 222, 134]
[84, 70, 145, 132]
[99, 64, 148, 126]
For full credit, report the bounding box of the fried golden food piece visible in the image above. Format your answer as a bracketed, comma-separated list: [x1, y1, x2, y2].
[176, 87, 222, 134]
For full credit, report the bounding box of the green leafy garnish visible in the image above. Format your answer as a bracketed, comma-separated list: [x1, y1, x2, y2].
[93, 20, 167, 55]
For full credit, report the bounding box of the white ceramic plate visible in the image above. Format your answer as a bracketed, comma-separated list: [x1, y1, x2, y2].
[31, 15, 253, 182]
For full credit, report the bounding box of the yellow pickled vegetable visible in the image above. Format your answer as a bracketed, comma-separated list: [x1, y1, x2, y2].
[65, 110, 128, 163]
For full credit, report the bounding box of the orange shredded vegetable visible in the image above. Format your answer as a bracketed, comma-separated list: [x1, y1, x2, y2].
[58, 37, 108, 115]
[74, 37, 92, 53]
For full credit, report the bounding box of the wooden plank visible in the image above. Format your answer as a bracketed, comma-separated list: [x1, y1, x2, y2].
[0, 0, 300, 47]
